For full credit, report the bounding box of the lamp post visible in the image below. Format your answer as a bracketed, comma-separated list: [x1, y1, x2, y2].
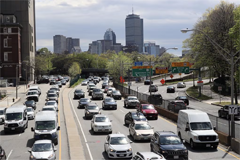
[181, 28, 240, 139]
[16, 64, 19, 99]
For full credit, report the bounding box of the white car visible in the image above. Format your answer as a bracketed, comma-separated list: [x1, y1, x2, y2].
[107, 87, 116, 96]
[177, 82, 186, 88]
[27, 107, 35, 120]
[91, 114, 112, 134]
[104, 132, 133, 159]
[81, 80, 88, 85]
[132, 151, 166, 160]
[42, 106, 58, 113]
[45, 100, 58, 110]
[129, 121, 154, 141]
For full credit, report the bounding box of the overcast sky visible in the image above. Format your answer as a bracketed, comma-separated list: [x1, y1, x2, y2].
[35, 0, 240, 56]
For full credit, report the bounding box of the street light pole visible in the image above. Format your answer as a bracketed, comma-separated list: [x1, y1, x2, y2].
[150, 58, 152, 96]
[16, 65, 18, 99]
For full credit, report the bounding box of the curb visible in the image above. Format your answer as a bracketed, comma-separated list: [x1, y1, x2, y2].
[185, 90, 202, 102]
[210, 103, 223, 107]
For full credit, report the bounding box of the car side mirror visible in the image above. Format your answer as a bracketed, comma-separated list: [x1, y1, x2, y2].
[31, 127, 34, 132]
[110, 120, 112, 122]
[105, 142, 109, 144]
[152, 127, 154, 129]
[24, 117, 27, 120]
[185, 127, 189, 131]
[57, 109, 59, 112]
[28, 149, 32, 153]
[213, 126, 216, 130]
[57, 126, 60, 130]
[54, 147, 57, 152]
[129, 141, 133, 143]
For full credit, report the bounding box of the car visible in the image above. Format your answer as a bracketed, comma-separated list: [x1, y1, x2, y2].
[132, 151, 166, 160]
[81, 80, 88, 85]
[49, 79, 56, 85]
[23, 100, 36, 110]
[144, 79, 153, 85]
[88, 84, 97, 96]
[102, 97, 117, 110]
[107, 87, 116, 96]
[177, 82, 186, 88]
[42, 105, 58, 113]
[87, 82, 95, 90]
[92, 88, 104, 100]
[124, 96, 140, 108]
[150, 131, 188, 160]
[149, 85, 158, 92]
[37, 77, 49, 84]
[124, 111, 148, 125]
[56, 81, 62, 88]
[57, 75, 63, 81]
[137, 104, 158, 120]
[84, 103, 101, 119]
[102, 81, 108, 89]
[27, 107, 35, 120]
[91, 114, 112, 134]
[111, 90, 122, 100]
[218, 105, 240, 119]
[64, 76, 69, 82]
[167, 100, 186, 113]
[26, 90, 39, 102]
[93, 77, 99, 83]
[0, 107, 6, 124]
[46, 93, 58, 103]
[61, 79, 66, 85]
[104, 132, 133, 159]
[0, 145, 6, 160]
[104, 85, 110, 93]
[129, 121, 154, 141]
[74, 89, 85, 99]
[78, 98, 91, 109]
[148, 94, 162, 105]
[167, 86, 175, 93]
[45, 100, 58, 110]
[49, 86, 59, 96]
[175, 96, 189, 105]
[46, 90, 58, 97]
[28, 85, 41, 95]
[28, 140, 57, 160]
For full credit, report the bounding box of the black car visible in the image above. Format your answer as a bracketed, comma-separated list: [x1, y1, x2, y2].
[124, 111, 148, 126]
[167, 86, 175, 93]
[84, 103, 101, 119]
[167, 100, 186, 113]
[23, 100, 36, 110]
[175, 96, 189, 105]
[37, 77, 49, 84]
[148, 94, 162, 105]
[74, 89, 85, 99]
[144, 79, 153, 85]
[64, 77, 69, 82]
[218, 105, 240, 119]
[61, 79, 66, 85]
[102, 97, 117, 110]
[0, 145, 6, 160]
[111, 90, 122, 100]
[150, 131, 188, 160]
[78, 98, 91, 109]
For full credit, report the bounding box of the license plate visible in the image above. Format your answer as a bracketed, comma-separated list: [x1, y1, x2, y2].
[99, 129, 102, 131]
[149, 116, 152, 117]
[206, 144, 211, 147]
[174, 156, 179, 159]
[119, 154, 125, 157]
[11, 128, 15, 130]
[144, 137, 148, 140]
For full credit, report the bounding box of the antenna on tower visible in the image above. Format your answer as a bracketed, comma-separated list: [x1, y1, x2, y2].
[132, 6, 134, 14]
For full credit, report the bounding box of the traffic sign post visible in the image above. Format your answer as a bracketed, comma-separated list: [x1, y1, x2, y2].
[172, 67, 189, 73]
[228, 105, 239, 115]
[155, 67, 168, 74]
[170, 74, 174, 79]
[160, 79, 165, 85]
[134, 62, 143, 66]
[132, 66, 153, 77]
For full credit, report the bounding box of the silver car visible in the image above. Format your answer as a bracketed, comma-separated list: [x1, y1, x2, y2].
[27, 107, 35, 120]
[45, 100, 58, 110]
[28, 140, 57, 160]
[177, 82, 186, 88]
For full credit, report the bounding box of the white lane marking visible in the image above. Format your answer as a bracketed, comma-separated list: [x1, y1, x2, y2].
[19, 133, 21, 136]
[68, 91, 93, 160]
[119, 109, 125, 113]
[7, 149, 13, 160]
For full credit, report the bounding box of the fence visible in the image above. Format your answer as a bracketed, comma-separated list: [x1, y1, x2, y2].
[113, 82, 240, 141]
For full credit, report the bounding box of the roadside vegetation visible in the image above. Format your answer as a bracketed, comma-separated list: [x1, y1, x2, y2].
[186, 86, 212, 101]
[212, 102, 231, 106]
[71, 78, 84, 88]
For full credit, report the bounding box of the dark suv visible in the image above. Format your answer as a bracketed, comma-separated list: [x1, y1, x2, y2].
[150, 131, 188, 160]
[218, 105, 240, 119]
[148, 94, 162, 105]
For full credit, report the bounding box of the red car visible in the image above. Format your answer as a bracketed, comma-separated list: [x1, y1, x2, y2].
[137, 104, 158, 120]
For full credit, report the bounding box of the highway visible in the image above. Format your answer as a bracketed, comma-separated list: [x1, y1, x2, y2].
[69, 81, 240, 160]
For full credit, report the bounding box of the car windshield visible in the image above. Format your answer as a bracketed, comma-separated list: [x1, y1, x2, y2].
[160, 136, 182, 145]
[190, 122, 212, 130]
[27, 92, 37, 95]
[80, 99, 89, 102]
[94, 89, 101, 92]
[27, 108, 33, 112]
[0, 110, 4, 115]
[142, 105, 154, 109]
[42, 108, 55, 111]
[110, 137, 128, 145]
[32, 143, 52, 152]
[179, 96, 187, 99]
[105, 98, 115, 102]
[48, 94, 57, 97]
[75, 90, 83, 93]
[134, 124, 151, 130]
[36, 121, 55, 130]
[89, 85, 95, 87]
[46, 102, 56, 105]
[87, 105, 98, 110]
[6, 113, 22, 120]
[113, 91, 120, 94]
[50, 88, 58, 91]
[25, 101, 34, 105]
[95, 117, 109, 122]
[128, 97, 138, 100]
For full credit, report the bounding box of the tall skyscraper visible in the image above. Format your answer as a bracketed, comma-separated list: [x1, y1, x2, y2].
[125, 12, 144, 53]
[53, 35, 66, 54]
[104, 28, 116, 45]
[0, 0, 36, 81]
[144, 42, 160, 57]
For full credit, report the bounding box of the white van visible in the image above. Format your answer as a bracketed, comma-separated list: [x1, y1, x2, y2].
[4, 105, 28, 133]
[0, 107, 7, 124]
[177, 110, 219, 149]
[31, 111, 60, 145]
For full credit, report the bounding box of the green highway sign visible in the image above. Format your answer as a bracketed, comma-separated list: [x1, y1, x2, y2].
[132, 68, 153, 77]
[172, 67, 189, 73]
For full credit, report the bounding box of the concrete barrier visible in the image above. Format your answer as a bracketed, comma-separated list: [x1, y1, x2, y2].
[155, 106, 178, 122]
[231, 138, 240, 154]
[215, 130, 231, 146]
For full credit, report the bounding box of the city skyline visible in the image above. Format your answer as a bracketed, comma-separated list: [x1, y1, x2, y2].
[35, 0, 240, 56]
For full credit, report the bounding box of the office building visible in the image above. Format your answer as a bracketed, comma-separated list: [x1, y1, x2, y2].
[0, 0, 36, 83]
[54, 35, 80, 54]
[104, 28, 116, 45]
[144, 42, 160, 57]
[125, 13, 144, 53]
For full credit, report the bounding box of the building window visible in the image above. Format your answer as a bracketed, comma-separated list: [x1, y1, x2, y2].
[4, 52, 12, 62]
[3, 38, 12, 48]
[8, 28, 11, 33]
[3, 28, 7, 33]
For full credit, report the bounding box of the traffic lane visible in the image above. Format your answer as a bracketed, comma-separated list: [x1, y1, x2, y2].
[70, 82, 240, 160]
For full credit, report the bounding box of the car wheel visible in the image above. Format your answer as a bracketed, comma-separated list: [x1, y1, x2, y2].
[54, 141, 58, 145]
[155, 116, 158, 120]
[124, 102, 126, 107]
[109, 131, 112, 134]
[190, 140, 195, 149]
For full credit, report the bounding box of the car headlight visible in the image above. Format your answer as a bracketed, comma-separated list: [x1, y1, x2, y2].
[98, 111, 101, 114]
[216, 135, 218, 139]
[143, 111, 146, 114]
[110, 149, 116, 152]
[127, 148, 132, 152]
[4, 123, 8, 127]
[162, 150, 167, 153]
[87, 111, 89, 114]
[184, 149, 188, 153]
[136, 133, 141, 136]
[48, 153, 55, 159]
[30, 155, 36, 160]
[52, 132, 57, 137]
[19, 121, 23, 125]
[193, 136, 198, 140]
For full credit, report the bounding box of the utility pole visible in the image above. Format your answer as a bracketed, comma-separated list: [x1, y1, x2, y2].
[16, 65, 18, 99]
[150, 58, 152, 96]
[128, 69, 130, 94]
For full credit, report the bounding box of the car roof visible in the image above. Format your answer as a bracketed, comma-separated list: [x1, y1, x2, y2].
[42, 105, 55, 108]
[87, 103, 98, 106]
[128, 96, 137, 98]
[109, 133, 126, 138]
[141, 104, 153, 106]
[94, 114, 108, 118]
[34, 139, 52, 144]
[6, 105, 26, 113]
[133, 121, 149, 125]
[46, 100, 57, 103]
[136, 152, 163, 159]
[29, 86, 39, 89]
[174, 100, 184, 102]
[155, 131, 176, 136]
[35, 111, 57, 121]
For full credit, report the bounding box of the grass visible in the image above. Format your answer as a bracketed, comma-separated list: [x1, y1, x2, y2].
[186, 86, 212, 101]
[212, 102, 231, 105]
[164, 77, 210, 85]
[71, 78, 84, 88]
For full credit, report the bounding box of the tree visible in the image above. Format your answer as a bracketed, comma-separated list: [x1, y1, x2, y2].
[68, 62, 81, 78]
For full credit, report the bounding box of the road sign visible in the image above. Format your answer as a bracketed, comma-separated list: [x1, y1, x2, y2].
[143, 62, 154, 66]
[155, 67, 168, 74]
[172, 67, 189, 73]
[120, 76, 125, 83]
[128, 82, 132, 86]
[229, 105, 239, 115]
[218, 86, 222, 92]
[132, 68, 153, 77]
[170, 74, 174, 79]
[134, 62, 143, 66]
[160, 79, 165, 85]
[171, 62, 190, 67]
[179, 73, 182, 76]
[132, 66, 152, 69]
[197, 81, 203, 86]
